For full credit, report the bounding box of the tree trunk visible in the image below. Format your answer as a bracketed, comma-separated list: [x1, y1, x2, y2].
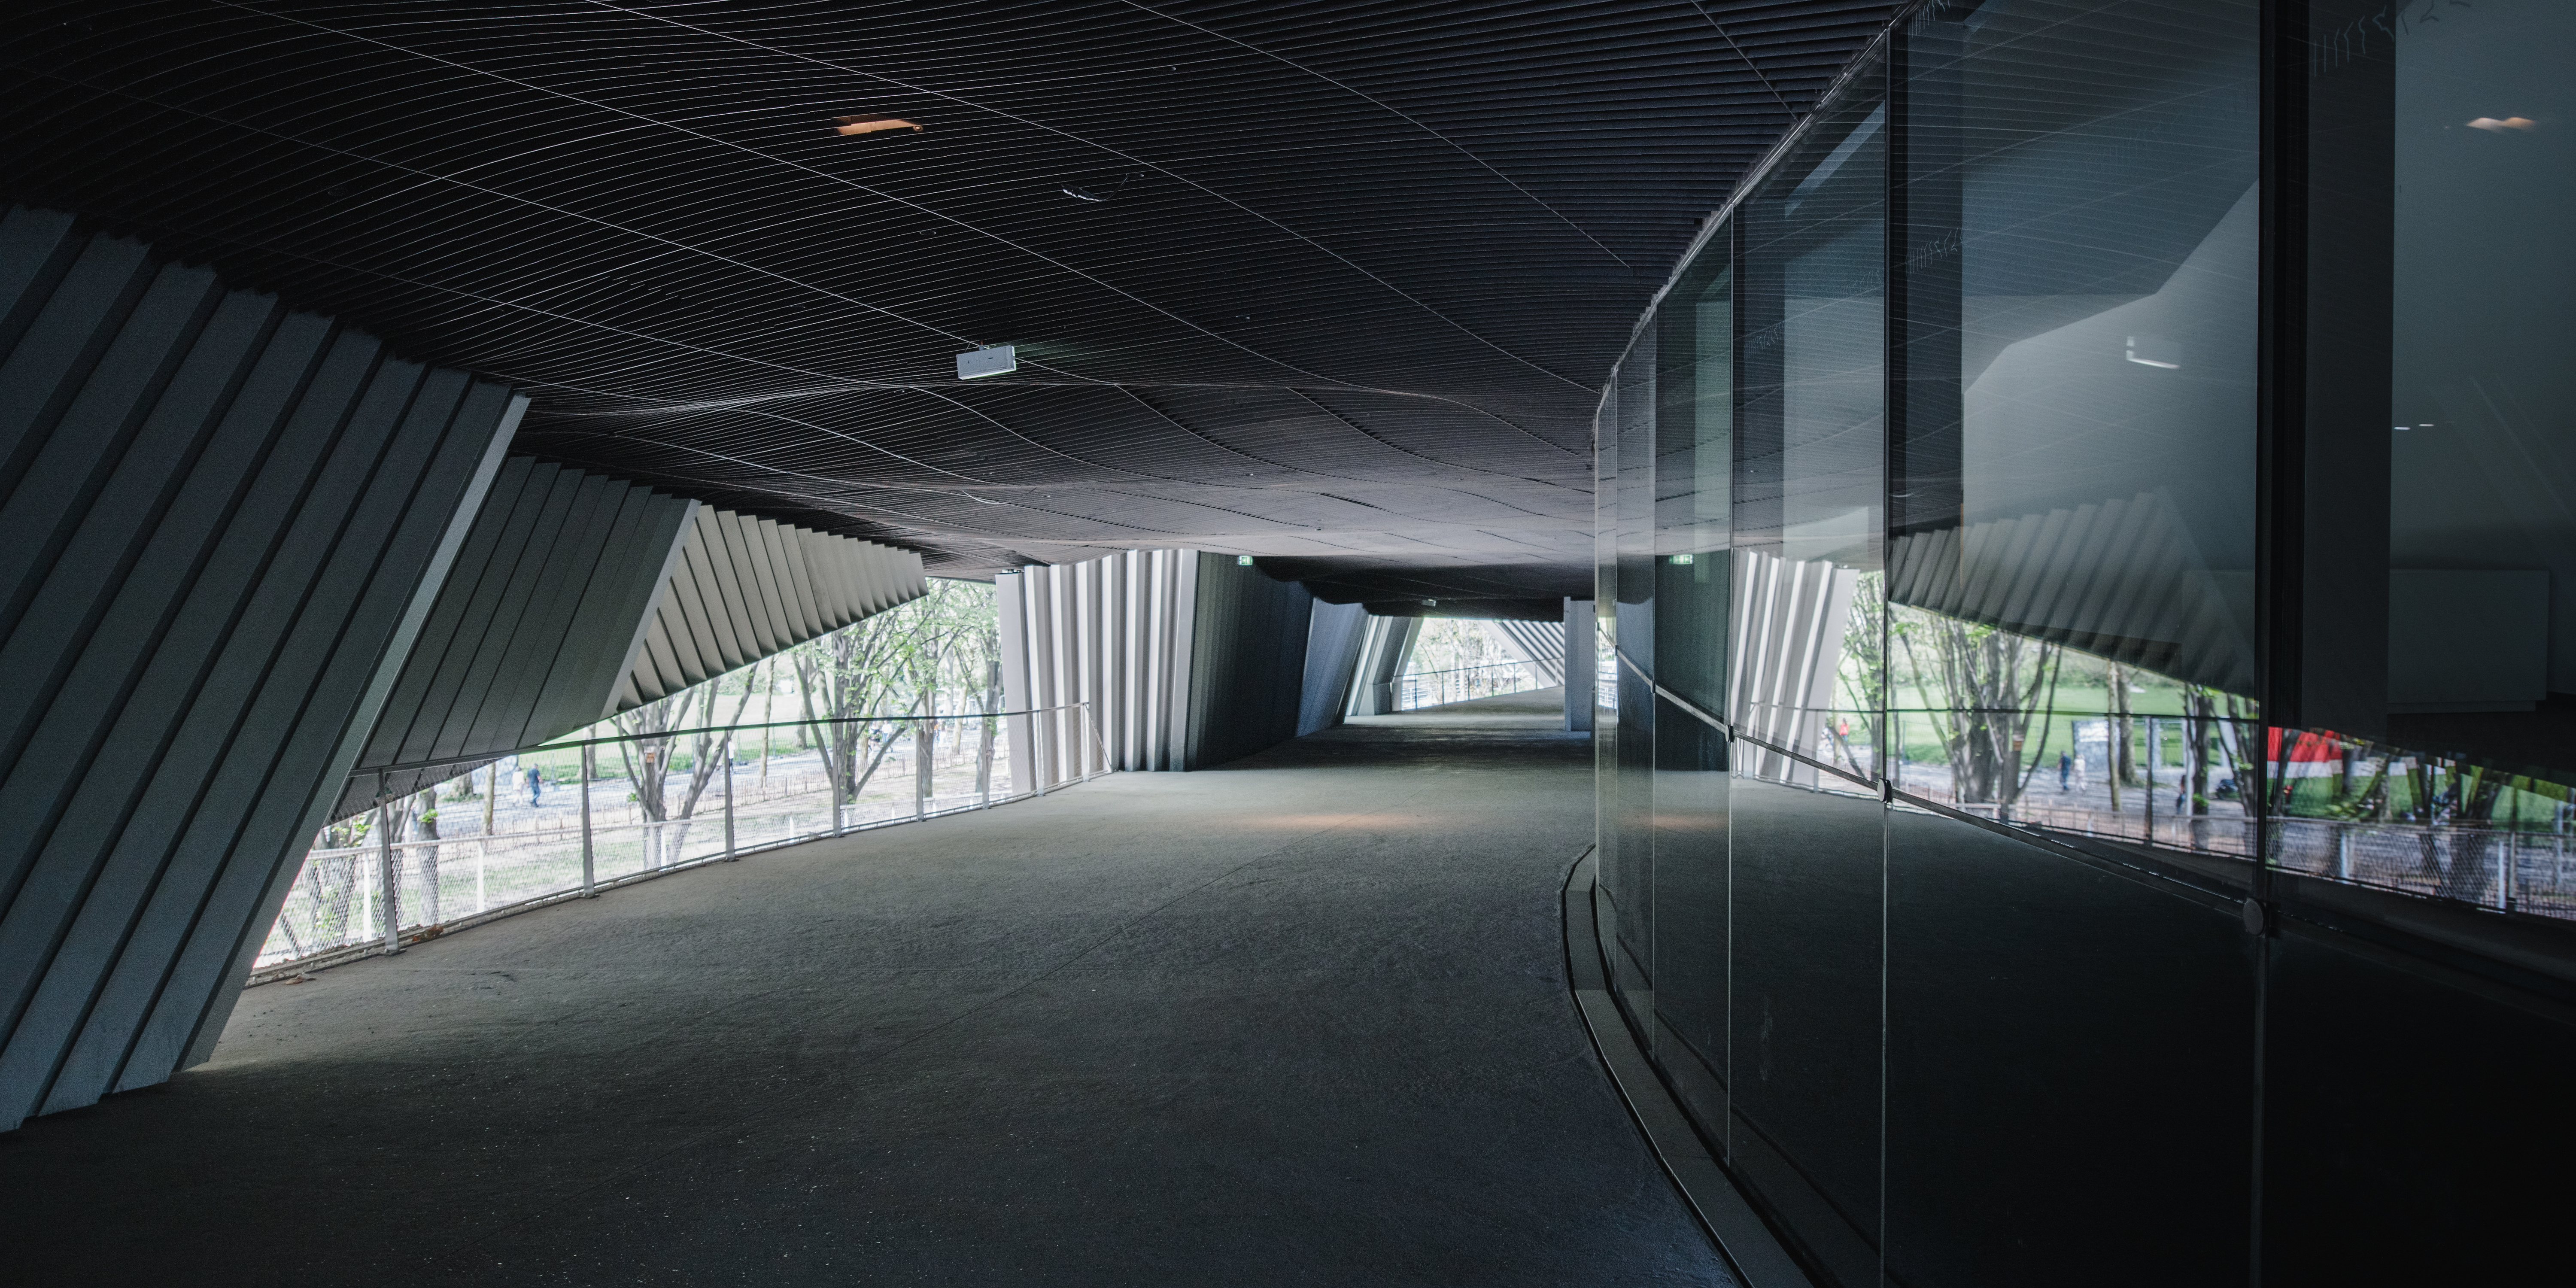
[915, 719, 935, 813]
[2108, 663, 2134, 814]
[2187, 692, 2212, 849]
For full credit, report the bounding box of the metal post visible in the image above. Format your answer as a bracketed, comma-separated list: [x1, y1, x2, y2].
[642, 747, 662, 871]
[376, 776, 402, 955]
[1036, 705, 1051, 797]
[580, 745, 596, 897]
[723, 733, 737, 860]
[2143, 717, 2157, 847]
[1898, 710, 1911, 796]
[914, 718, 928, 820]
[2502, 825, 2515, 912]
[829, 723, 844, 834]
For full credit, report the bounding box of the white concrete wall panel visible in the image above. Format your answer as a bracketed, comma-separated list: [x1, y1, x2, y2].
[333, 461, 697, 817]
[997, 550, 1198, 782]
[1886, 490, 2256, 696]
[1345, 615, 1423, 716]
[0, 206, 520, 1127]
[1488, 618, 1568, 687]
[613, 507, 924, 712]
[1727, 548, 1857, 786]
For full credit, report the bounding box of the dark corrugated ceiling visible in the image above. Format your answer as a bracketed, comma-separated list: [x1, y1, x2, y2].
[0, 0, 1894, 600]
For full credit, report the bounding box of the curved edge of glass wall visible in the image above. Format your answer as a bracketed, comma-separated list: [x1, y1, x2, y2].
[1586, 2, 2576, 1285]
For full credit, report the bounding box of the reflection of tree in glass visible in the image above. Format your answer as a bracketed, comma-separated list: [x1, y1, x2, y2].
[2406, 761, 2566, 904]
[1894, 609, 2063, 814]
[2107, 663, 2137, 814]
[1837, 574, 1887, 779]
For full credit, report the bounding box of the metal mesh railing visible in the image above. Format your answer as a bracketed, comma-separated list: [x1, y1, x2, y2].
[256, 703, 1108, 974]
[1396, 660, 1540, 711]
[2271, 817, 2576, 917]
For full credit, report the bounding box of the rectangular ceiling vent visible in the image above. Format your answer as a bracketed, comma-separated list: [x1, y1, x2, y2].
[955, 344, 1016, 380]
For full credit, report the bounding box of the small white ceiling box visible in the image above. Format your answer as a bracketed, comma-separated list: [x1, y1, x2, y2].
[2388, 569, 2550, 712]
[955, 344, 1017, 380]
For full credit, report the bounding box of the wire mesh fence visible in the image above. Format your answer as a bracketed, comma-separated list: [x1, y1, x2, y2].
[1395, 660, 1541, 711]
[2270, 817, 2576, 916]
[256, 704, 1106, 974]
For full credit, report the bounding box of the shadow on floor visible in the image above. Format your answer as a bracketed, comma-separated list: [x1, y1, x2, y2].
[0, 698, 1726, 1287]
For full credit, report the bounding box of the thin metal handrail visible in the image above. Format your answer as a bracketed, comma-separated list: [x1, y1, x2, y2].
[358, 702, 1096, 776]
[263, 702, 1109, 977]
[1402, 660, 1534, 680]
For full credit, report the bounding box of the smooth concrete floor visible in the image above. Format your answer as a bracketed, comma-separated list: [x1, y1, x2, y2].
[0, 690, 1730, 1285]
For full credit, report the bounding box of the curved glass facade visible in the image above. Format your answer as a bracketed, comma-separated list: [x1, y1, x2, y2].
[1592, 3, 2576, 1284]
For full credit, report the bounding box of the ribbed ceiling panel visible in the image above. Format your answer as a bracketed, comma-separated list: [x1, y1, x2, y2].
[0, 0, 1895, 600]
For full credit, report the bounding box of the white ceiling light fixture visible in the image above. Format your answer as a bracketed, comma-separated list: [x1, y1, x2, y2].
[955, 344, 1017, 380]
[2125, 334, 2181, 369]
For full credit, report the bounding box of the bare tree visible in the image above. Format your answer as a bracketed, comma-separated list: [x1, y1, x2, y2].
[2107, 662, 2136, 814]
[794, 604, 923, 803]
[785, 580, 1000, 809]
[1893, 611, 2062, 816]
[973, 639, 1003, 796]
[608, 671, 759, 863]
[1835, 574, 1887, 779]
[611, 677, 753, 822]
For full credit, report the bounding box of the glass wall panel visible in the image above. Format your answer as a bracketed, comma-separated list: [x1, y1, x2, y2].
[2263, 925, 2576, 1285]
[1656, 244, 1734, 716]
[2385, 0, 2575, 708]
[1735, 63, 1889, 791]
[2263, 6, 2576, 1283]
[1887, 0, 2260, 857]
[1884, 804, 2254, 1288]
[1877, 4, 2266, 1285]
[1647, 698, 1728, 1132]
[1606, 334, 1661, 1009]
[2273, 0, 2576, 909]
[1723, 63, 1890, 1288]
[1725, 765, 1883, 1287]
[1647, 239, 1737, 1129]
[1592, 364, 1626, 993]
[1591, 1, 2576, 1283]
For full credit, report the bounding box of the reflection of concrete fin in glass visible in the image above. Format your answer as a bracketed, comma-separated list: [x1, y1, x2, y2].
[1724, 547, 1859, 789]
[1886, 488, 2257, 697]
[2125, 334, 2181, 369]
[2466, 117, 2536, 132]
[832, 116, 923, 136]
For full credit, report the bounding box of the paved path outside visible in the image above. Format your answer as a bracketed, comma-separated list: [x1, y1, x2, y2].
[0, 689, 1729, 1285]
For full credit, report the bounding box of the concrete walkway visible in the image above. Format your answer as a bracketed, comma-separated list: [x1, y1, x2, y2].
[0, 690, 1729, 1285]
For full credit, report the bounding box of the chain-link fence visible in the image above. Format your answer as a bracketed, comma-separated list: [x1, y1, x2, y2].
[255, 704, 1106, 975]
